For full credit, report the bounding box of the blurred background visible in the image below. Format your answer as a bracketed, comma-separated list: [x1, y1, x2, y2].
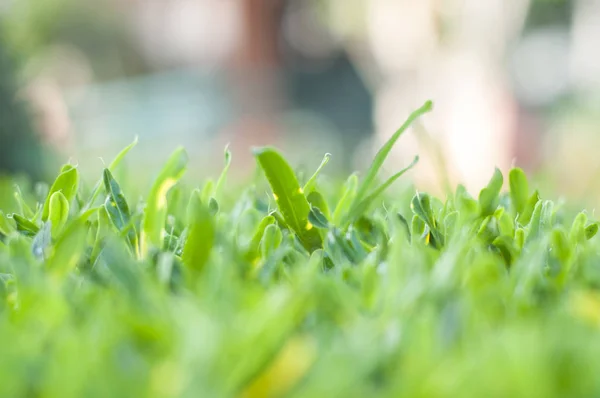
[1, 0, 600, 202]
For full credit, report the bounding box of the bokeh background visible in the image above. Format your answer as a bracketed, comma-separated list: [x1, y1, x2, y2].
[1, 0, 599, 203]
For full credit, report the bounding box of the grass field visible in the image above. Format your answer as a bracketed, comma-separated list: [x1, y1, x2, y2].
[1, 101, 600, 397]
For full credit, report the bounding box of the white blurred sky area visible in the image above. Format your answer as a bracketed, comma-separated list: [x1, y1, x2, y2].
[2, 0, 600, 196]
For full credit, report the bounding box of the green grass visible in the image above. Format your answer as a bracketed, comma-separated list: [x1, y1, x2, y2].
[2, 101, 600, 397]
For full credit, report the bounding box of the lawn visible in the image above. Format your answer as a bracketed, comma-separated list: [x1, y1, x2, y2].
[1, 101, 600, 397]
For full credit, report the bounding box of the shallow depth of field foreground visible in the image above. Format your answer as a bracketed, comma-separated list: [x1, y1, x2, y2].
[2, 103, 600, 398]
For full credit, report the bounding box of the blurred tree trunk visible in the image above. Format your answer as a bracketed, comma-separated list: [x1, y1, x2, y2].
[223, 0, 285, 171]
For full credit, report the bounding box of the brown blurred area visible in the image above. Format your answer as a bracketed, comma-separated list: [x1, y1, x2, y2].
[2, 0, 600, 199]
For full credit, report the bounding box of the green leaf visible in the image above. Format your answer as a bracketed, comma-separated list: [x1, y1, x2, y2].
[353, 101, 432, 207]
[551, 227, 571, 262]
[303, 153, 331, 193]
[11, 213, 39, 237]
[411, 192, 434, 226]
[492, 235, 517, 266]
[308, 206, 329, 229]
[182, 191, 215, 273]
[48, 191, 69, 238]
[455, 185, 478, 218]
[141, 147, 188, 257]
[208, 197, 219, 215]
[411, 214, 426, 238]
[215, 145, 232, 198]
[526, 200, 544, 243]
[260, 224, 283, 260]
[269, 210, 289, 230]
[84, 136, 138, 210]
[515, 227, 525, 250]
[245, 215, 276, 263]
[46, 220, 87, 277]
[103, 168, 139, 255]
[411, 192, 444, 248]
[77, 206, 102, 223]
[509, 168, 529, 215]
[254, 147, 322, 252]
[13, 185, 35, 219]
[585, 223, 599, 240]
[518, 190, 540, 225]
[306, 191, 330, 220]
[42, 165, 79, 221]
[91, 207, 111, 263]
[494, 207, 514, 237]
[569, 212, 587, 245]
[329, 227, 361, 263]
[332, 174, 358, 225]
[103, 169, 132, 231]
[478, 168, 503, 216]
[477, 215, 497, 244]
[201, 180, 215, 204]
[346, 156, 419, 223]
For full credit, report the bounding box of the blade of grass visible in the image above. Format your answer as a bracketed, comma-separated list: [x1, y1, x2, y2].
[254, 147, 322, 252]
[48, 191, 69, 238]
[42, 165, 79, 221]
[84, 136, 138, 211]
[303, 153, 331, 193]
[352, 100, 432, 208]
[182, 191, 215, 274]
[345, 156, 419, 223]
[140, 147, 188, 258]
[103, 168, 139, 256]
[46, 219, 87, 278]
[214, 145, 232, 198]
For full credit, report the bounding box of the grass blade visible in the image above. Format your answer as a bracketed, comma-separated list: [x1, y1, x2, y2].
[215, 145, 232, 198]
[303, 153, 331, 193]
[141, 147, 188, 257]
[509, 167, 529, 215]
[48, 191, 69, 238]
[103, 168, 139, 255]
[84, 136, 138, 210]
[345, 156, 419, 223]
[479, 168, 503, 216]
[332, 174, 358, 225]
[254, 147, 322, 252]
[182, 191, 215, 273]
[103, 169, 132, 231]
[46, 220, 87, 278]
[307, 191, 330, 220]
[11, 214, 39, 237]
[352, 100, 432, 207]
[42, 165, 79, 221]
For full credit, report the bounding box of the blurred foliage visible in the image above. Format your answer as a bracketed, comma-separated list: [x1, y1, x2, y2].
[0, 27, 48, 181]
[526, 0, 572, 29]
[1, 0, 147, 80]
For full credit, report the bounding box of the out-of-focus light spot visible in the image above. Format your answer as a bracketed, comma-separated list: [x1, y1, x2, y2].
[367, 0, 436, 74]
[133, 0, 242, 66]
[509, 27, 571, 107]
[571, 0, 600, 91]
